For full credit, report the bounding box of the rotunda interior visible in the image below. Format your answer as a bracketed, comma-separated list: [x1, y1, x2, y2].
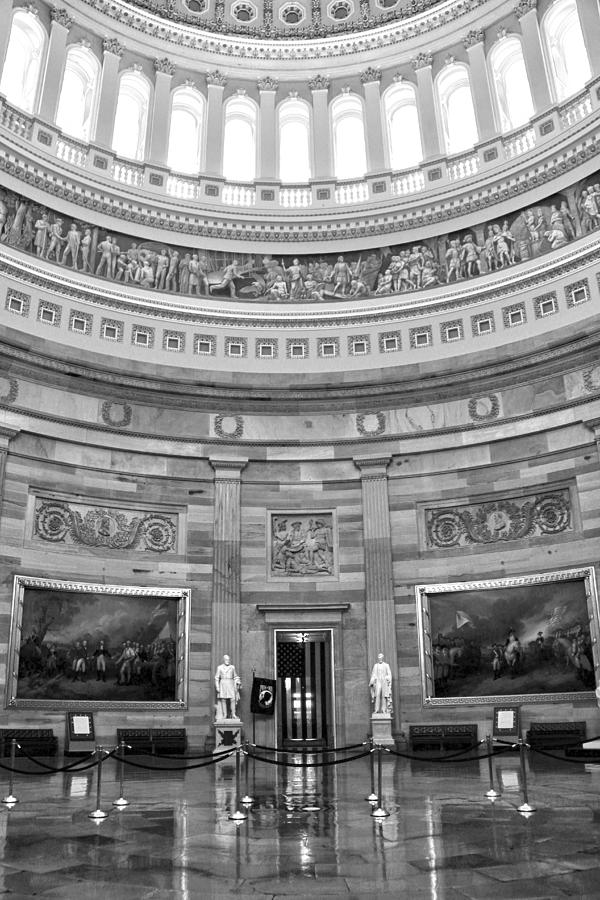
[1, 0, 600, 891]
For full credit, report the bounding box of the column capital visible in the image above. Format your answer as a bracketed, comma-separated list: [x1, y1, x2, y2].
[308, 74, 330, 91]
[463, 28, 485, 49]
[360, 66, 382, 85]
[102, 37, 124, 57]
[583, 418, 600, 436]
[411, 52, 433, 71]
[514, 0, 537, 18]
[154, 57, 175, 76]
[257, 75, 279, 92]
[353, 455, 392, 478]
[209, 456, 248, 480]
[0, 427, 19, 451]
[50, 7, 73, 29]
[206, 69, 228, 88]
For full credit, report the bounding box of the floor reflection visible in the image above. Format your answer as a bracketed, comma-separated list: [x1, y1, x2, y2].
[0, 751, 598, 896]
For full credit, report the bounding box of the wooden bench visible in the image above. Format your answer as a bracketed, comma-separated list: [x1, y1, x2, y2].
[151, 728, 187, 755]
[0, 728, 58, 757]
[409, 724, 478, 754]
[117, 728, 153, 755]
[526, 721, 586, 750]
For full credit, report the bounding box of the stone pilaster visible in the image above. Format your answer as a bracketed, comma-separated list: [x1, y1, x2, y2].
[360, 67, 386, 172]
[209, 457, 247, 683]
[463, 30, 496, 141]
[38, 9, 72, 122]
[257, 77, 278, 180]
[0, 428, 18, 519]
[95, 39, 124, 148]
[308, 75, 332, 179]
[354, 455, 398, 721]
[515, 0, 552, 111]
[0, 0, 18, 89]
[574, 0, 600, 79]
[411, 53, 442, 159]
[205, 71, 227, 177]
[148, 58, 175, 166]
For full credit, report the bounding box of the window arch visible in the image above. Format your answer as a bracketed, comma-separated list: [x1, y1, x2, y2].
[436, 62, 479, 155]
[331, 93, 367, 180]
[383, 81, 423, 170]
[489, 35, 534, 132]
[167, 85, 205, 174]
[0, 9, 46, 114]
[112, 70, 151, 161]
[278, 98, 311, 183]
[542, 0, 590, 101]
[222, 94, 257, 182]
[55, 44, 100, 142]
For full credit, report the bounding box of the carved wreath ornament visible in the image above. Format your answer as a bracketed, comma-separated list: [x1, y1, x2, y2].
[35, 502, 176, 553]
[426, 492, 571, 549]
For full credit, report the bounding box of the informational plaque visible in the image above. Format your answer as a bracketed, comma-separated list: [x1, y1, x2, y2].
[493, 705, 520, 738]
[65, 711, 96, 756]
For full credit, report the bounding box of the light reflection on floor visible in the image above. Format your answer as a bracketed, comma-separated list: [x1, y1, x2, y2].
[0, 752, 598, 897]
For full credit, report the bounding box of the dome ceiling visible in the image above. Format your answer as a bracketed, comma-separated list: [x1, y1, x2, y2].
[125, 0, 449, 38]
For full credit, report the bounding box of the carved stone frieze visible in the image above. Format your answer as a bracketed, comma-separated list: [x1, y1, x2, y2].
[50, 8, 73, 29]
[425, 489, 572, 549]
[270, 512, 335, 577]
[102, 38, 125, 56]
[34, 498, 178, 553]
[154, 57, 175, 75]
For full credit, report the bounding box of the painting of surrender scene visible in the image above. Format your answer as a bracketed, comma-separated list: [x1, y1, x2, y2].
[416, 568, 599, 706]
[6, 576, 189, 709]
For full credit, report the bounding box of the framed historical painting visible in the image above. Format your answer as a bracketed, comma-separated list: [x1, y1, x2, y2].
[416, 567, 599, 706]
[5, 576, 190, 710]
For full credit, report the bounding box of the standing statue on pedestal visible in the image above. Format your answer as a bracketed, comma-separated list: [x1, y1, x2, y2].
[214, 654, 241, 720]
[369, 653, 392, 715]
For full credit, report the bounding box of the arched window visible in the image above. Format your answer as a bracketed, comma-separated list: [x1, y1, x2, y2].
[222, 94, 257, 182]
[383, 81, 423, 170]
[436, 62, 479, 155]
[0, 9, 46, 114]
[167, 85, 205, 174]
[331, 93, 367, 179]
[112, 70, 151, 161]
[489, 36, 534, 132]
[278, 98, 311, 183]
[55, 44, 100, 141]
[542, 0, 590, 101]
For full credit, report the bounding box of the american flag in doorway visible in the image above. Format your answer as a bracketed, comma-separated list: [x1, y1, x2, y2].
[277, 638, 329, 747]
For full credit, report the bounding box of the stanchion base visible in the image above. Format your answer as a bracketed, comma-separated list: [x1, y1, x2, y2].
[366, 792, 378, 802]
[2, 795, 18, 805]
[228, 809, 248, 821]
[518, 803, 536, 814]
[370, 807, 390, 818]
[485, 789, 500, 799]
[112, 797, 129, 808]
[241, 795, 253, 804]
[88, 808, 109, 819]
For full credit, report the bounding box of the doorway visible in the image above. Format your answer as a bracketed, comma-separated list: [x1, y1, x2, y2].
[275, 630, 334, 749]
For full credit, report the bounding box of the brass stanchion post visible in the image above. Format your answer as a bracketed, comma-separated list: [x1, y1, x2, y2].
[366, 736, 377, 802]
[241, 741, 253, 805]
[516, 737, 535, 815]
[485, 735, 500, 799]
[228, 746, 248, 822]
[371, 745, 389, 818]
[113, 741, 130, 808]
[89, 746, 109, 819]
[2, 739, 18, 805]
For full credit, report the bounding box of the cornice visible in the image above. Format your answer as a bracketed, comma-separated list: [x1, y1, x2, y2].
[73, 0, 491, 60]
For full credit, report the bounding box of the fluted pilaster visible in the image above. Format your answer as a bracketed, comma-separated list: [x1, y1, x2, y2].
[210, 457, 247, 679]
[354, 455, 398, 717]
[0, 428, 18, 520]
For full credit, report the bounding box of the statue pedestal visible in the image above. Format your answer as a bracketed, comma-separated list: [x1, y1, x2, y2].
[213, 718, 243, 754]
[371, 713, 394, 746]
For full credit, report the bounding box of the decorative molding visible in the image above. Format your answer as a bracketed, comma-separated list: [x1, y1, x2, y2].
[463, 28, 484, 49]
[102, 37, 125, 56]
[100, 400, 132, 427]
[206, 69, 228, 87]
[214, 414, 244, 439]
[154, 57, 175, 75]
[356, 412, 385, 436]
[257, 76, 279, 91]
[425, 489, 572, 549]
[411, 52, 433, 70]
[308, 74, 330, 91]
[34, 498, 177, 552]
[514, 0, 537, 18]
[360, 66, 382, 84]
[50, 8, 73, 28]
[468, 394, 500, 422]
[0, 376, 18, 405]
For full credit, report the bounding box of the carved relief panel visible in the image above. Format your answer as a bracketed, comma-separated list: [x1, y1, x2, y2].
[268, 511, 337, 579]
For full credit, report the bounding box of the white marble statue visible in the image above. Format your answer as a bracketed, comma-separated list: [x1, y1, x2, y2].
[369, 652, 392, 715]
[214, 654, 241, 720]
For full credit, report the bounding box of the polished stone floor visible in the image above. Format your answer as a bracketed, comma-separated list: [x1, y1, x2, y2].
[0, 748, 598, 898]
